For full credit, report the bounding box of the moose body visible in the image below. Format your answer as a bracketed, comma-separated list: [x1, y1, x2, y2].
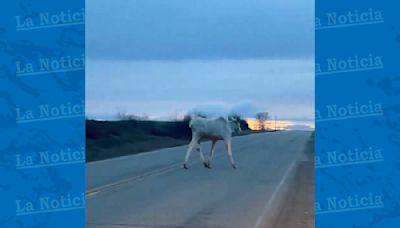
[183, 116, 241, 169]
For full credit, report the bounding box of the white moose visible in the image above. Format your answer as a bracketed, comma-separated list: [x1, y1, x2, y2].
[183, 116, 242, 169]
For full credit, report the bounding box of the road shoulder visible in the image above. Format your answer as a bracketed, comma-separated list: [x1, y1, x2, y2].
[271, 133, 314, 228]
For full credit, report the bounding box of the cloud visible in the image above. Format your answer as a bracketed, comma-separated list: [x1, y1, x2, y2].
[190, 101, 264, 118]
[231, 102, 265, 117]
[86, 59, 314, 121]
[86, 0, 314, 60]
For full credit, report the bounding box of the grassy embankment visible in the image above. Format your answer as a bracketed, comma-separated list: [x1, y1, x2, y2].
[86, 119, 255, 162]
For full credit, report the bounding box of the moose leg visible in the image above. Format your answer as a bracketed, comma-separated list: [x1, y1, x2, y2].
[224, 139, 236, 169]
[207, 140, 217, 168]
[196, 143, 210, 169]
[184, 137, 198, 169]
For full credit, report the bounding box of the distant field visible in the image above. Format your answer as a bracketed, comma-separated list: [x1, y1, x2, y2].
[86, 119, 257, 162]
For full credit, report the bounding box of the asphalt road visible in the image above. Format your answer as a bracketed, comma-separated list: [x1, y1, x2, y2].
[86, 131, 313, 228]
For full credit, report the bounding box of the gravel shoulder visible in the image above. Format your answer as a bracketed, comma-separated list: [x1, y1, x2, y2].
[271, 133, 314, 228]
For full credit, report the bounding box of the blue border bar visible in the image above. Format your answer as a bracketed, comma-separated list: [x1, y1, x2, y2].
[0, 1, 85, 227]
[316, 1, 400, 227]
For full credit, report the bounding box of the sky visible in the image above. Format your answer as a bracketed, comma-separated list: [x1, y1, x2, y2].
[86, 0, 314, 128]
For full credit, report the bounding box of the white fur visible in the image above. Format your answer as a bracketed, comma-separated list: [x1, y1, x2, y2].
[183, 116, 241, 169]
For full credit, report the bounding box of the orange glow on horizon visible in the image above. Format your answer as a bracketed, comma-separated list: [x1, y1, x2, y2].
[246, 118, 314, 130]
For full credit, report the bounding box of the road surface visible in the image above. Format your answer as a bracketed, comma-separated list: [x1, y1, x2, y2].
[86, 131, 313, 228]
